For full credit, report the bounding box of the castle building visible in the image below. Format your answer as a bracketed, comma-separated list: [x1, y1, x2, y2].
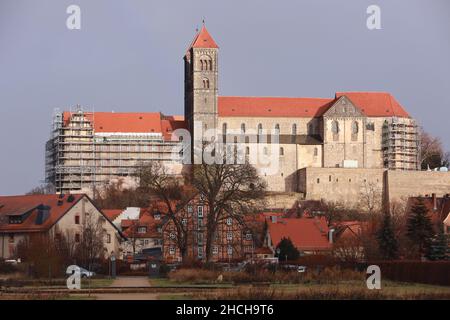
[45, 25, 450, 208]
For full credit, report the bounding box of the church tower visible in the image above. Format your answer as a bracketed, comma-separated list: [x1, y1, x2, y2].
[184, 24, 219, 162]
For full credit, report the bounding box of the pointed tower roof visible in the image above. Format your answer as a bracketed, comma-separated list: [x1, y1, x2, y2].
[187, 25, 219, 51]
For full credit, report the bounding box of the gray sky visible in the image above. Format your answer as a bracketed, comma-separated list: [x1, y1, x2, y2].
[0, 0, 449, 195]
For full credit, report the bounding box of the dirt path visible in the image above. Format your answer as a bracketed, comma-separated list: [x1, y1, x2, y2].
[94, 293, 159, 300]
[110, 276, 151, 288]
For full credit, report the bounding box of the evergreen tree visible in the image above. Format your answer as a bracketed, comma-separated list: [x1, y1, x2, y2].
[276, 237, 300, 262]
[406, 198, 434, 257]
[377, 212, 399, 260]
[427, 224, 449, 260]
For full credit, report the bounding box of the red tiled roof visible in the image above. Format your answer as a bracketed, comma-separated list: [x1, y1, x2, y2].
[0, 194, 84, 233]
[268, 217, 332, 251]
[218, 92, 410, 118]
[335, 92, 410, 118]
[62, 112, 186, 139]
[103, 209, 123, 222]
[122, 210, 161, 239]
[218, 96, 333, 118]
[187, 25, 219, 51]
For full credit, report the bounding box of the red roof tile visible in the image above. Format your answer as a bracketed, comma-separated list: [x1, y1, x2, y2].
[268, 217, 331, 251]
[62, 112, 186, 138]
[103, 209, 123, 222]
[218, 96, 333, 118]
[335, 92, 410, 118]
[0, 194, 84, 233]
[187, 25, 219, 51]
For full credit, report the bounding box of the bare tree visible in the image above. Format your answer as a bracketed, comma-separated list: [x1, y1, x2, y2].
[189, 155, 267, 263]
[420, 129, 449, 169]
[26, 183, 56, 195]
[135, 161, 197, 261]
[74, 213, 106, 269]
[358, 181, 382, 215]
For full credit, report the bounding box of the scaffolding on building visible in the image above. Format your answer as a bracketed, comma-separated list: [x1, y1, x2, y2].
[382, 117, 420, 170]
[45, 106, 183, 195]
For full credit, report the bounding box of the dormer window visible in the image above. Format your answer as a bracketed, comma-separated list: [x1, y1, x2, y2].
[154, 214, 161, 220]
[138, 226, 147, 234]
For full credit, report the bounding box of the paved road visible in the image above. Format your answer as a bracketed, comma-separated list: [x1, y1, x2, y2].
[110, 276, 151, 288]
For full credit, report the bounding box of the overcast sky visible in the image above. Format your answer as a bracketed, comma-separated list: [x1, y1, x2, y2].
[0, 0, 449, 195]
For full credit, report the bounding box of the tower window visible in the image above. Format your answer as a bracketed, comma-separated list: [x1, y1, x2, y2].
[222, 123, 227, 135]
[202, 78, 210, 89]
[280, 147, 284, 156]
[241, 123, 246, 134]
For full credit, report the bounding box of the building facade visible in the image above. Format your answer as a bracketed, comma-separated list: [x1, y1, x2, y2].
[0, 194, 122, 259]
[45, 25, 424, 201]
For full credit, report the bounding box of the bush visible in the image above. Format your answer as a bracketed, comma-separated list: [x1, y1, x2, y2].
[367, 260, 450, 286]
[159, 264, 171, 277]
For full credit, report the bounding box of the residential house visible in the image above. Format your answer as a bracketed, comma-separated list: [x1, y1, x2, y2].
[0, 194, 123, 259]
[265, 215, 333, 255]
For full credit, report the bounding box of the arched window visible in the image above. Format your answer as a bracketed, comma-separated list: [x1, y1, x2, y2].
[222, 123, 227, 135]
[351, 121, 359, 141]
[331, 120, 339, 141]
[291, 124, 297, 143]
[203, 78, 210, 89]
[241, 123, 246, 134]
[257, 123, 263, 135]
[280, 147, 284, 156]
[246, 146, 250, 155]
[274, 124, 280, 134]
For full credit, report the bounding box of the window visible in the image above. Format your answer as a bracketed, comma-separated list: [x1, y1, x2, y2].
[351, 121, 359, 141]
[203, 78, 210, 89]
[187, 205, 193, 213]
[212, 246, 218, 255]
[169, 232, 176, 240]
[227, 246, 233, 255]
[197, 206, 204, 217]
[157, 227, 162, 233]
[75, 233, 80, 243]
[169, 246, 175, 255]
[274, 124, 280, 134]
[292, 124, 297, 135]
[55, 233, 61, 241]
[154, 214, 161, 220]
[182, 218, 188, 225]
[314, 147, 318, 157]
[138, 226, 147, 234]
[257, 124, 263, 135]
[245, 233, 252, 241]
[222, 123, 227, 135]
[75, 215, 80, 225]
[331, 120, 339, 141]
[280, 147, 284, 156]
[197, 233, 203, 244]
[263, 147, 268, 155]
[226, 217, 233, 226]
[198, 218, 203, 227]
[144, 239, 149, 245]
[106, 234, 111, 244]
[241, 123, 246, 134]
[227, 232, 233, 241]
[317, 178, 320, 184]
[198, 246, 203, 258]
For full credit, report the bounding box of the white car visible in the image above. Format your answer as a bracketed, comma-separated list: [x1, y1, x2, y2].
[66, 266, 95, 278]
[297, 266, 307, 273]
[4, 259, 21, 265]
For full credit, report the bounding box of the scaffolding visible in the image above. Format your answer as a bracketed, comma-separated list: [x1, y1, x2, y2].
[45, 106, 183, 195]
[382, 117, 420, 170]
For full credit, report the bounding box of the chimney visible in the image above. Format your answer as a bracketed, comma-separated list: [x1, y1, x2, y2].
[328, 228, 335, 244]
[432, 193, 437, 211]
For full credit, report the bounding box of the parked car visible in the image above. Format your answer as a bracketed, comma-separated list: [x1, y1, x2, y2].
[297, 266, 307, 273]
[66, 266, 96, 278]
[4, 259, 21, 265]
